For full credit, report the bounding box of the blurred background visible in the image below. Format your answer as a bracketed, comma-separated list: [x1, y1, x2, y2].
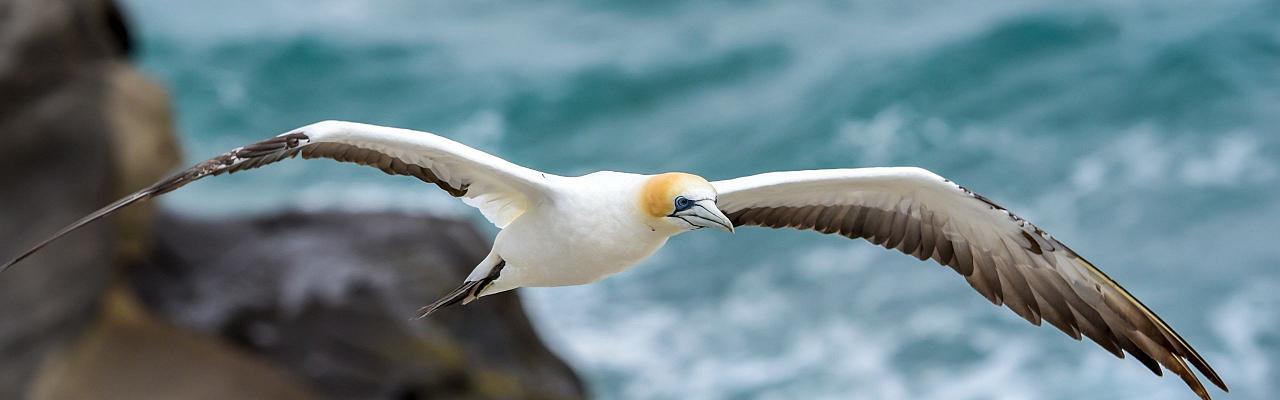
[1, 0, 1277, 399]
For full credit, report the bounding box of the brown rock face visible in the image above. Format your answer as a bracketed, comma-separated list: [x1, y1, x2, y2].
[0, 0, 138, 396]
[131, 212, 586, 400]
[28, 284, 319, 400]
[1, 0, 585, 399]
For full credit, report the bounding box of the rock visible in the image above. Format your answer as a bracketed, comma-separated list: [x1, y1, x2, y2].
[0, 0, 143, 396]
[131, 211, 586, 400]
[28, 284, 319, 400]
[1, 1, 584, 398]
[103, 62, 184, 263]
[1, 0, 312, 397]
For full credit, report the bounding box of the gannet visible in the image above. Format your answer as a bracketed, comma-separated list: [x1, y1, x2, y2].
[2, 120, 1226, 399]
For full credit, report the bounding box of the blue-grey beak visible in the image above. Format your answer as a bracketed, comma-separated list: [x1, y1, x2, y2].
[678, 199, 735, 233]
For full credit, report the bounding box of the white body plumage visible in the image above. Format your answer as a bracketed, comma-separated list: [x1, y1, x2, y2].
[482, 171, 673, 293]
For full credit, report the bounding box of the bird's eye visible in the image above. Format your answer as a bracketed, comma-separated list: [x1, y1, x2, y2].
[674, 196, 693, 211]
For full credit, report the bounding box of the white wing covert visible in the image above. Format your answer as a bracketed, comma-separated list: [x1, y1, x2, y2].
[712, 167, 1225, 400]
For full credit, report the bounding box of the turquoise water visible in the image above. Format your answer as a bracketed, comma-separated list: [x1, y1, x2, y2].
[123, 0, 1278, 398]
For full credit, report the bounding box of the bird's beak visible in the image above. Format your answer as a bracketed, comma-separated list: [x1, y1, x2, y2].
[681, 199, 735, 233]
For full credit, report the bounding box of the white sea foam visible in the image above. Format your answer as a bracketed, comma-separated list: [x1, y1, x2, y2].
[1209, 282, 1278, 398]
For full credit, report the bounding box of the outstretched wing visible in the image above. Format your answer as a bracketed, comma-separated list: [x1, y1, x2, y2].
[712, 167, 1226, 400]
[2, 120, 552, 272]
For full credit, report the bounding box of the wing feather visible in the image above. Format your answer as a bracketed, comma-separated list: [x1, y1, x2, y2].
[713, 167, 1225, 399]
[2, 120, 551, 272]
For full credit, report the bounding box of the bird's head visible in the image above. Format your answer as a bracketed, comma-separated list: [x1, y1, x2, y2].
[640, 172, 735, 235]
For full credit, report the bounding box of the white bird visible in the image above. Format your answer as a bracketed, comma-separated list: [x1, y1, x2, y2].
[3, 120, 1226, 399]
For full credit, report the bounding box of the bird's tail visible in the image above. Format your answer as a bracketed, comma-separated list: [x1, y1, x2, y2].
[415, 280, 482, 318]
[415, 260, 505, 318]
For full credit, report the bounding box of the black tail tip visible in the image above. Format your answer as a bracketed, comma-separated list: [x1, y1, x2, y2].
[413, 301, 459, 319]
[413, 280, 481, 319]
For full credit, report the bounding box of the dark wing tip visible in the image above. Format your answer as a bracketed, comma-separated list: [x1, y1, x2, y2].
[1064, 251, 1229, 394]
[724, 197, 1229, 398]
[954, 182, 1228, 397]
[0, 133, 310, 274]
[1, 255, 28, 273]
[0, 190, 154, 274]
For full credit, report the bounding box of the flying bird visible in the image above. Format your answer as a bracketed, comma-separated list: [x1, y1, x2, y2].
[2, 120, 1226, 399]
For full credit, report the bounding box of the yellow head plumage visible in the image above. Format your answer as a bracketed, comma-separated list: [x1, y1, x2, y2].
[640, 172, 713, 218]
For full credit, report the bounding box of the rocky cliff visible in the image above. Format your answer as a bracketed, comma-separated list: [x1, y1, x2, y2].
[131, 212, 583, 399]
[0, 1, 583, 398]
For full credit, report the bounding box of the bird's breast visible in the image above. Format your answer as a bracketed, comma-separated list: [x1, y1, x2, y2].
[494, 190, 667, 287]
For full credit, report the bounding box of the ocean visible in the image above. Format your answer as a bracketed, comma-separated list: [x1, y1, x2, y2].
[122, 0, 1278, 398]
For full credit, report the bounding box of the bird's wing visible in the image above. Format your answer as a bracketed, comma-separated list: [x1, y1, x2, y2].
[712, 167, 1226, 400]
[2, 120, 551, 272]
